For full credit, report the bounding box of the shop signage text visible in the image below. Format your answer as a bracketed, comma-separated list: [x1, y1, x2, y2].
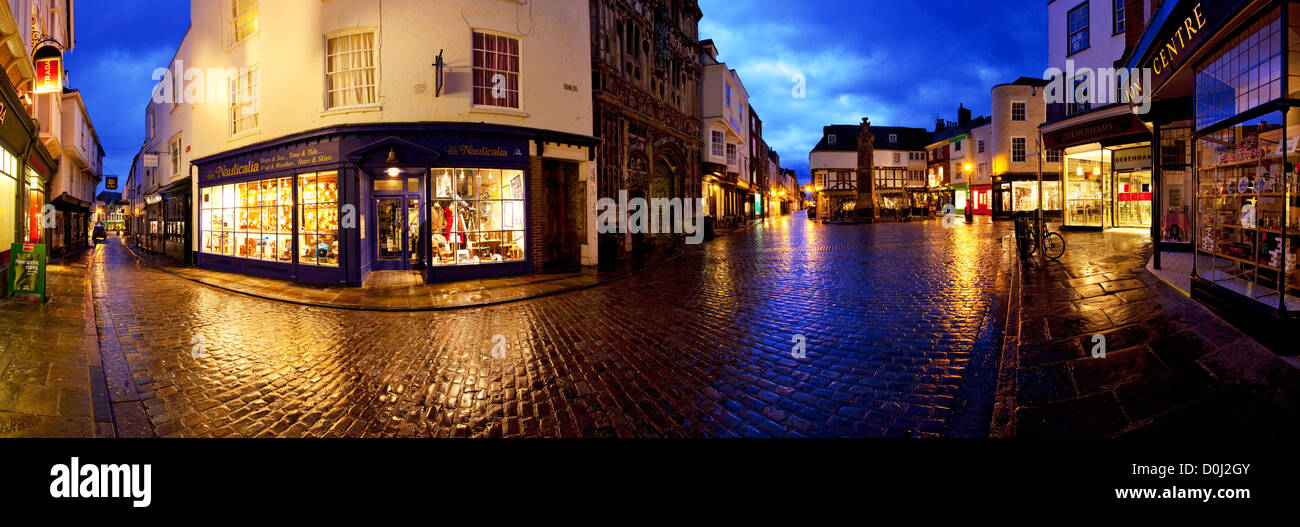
[1113, 147, 1153, 172]
[444, 145, 514, 158]
[203, 143, 340, 182]
[9, 242, 46, 301]
[1129, 0, 1245, 100]
[34, 57, 62, 94]
[105, 176, 119, 191]
[1046, 113, 1142, 150]
[1148, 3, 1206, 77]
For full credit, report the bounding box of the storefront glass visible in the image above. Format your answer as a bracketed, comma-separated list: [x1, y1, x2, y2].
[1193, 109, 1297, 310]
[1115, 171, 1153, 227]
[1195, 9, 1283, 130]
[199, 172, 337, 266]
[0, 149, 14, 251]
[298, 172, 340, 266]
[201, 176, 293, 261]
[1011, 181, 1060, 214]
[1063, 150, 1109, 227]
[1160, 128, 1193, 244]
[24, 169, 44, 243]
[430, 168, 525, 266]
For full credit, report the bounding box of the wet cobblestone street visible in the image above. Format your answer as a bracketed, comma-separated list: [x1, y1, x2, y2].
[81, 213, 1014, 438]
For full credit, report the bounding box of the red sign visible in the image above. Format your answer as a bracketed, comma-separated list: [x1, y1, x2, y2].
[1118, 192, 1153, 202]
[34, 57, 62, 94]
[23, 244, 33, 252]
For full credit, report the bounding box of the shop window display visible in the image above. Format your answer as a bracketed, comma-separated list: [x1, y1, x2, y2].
[1063, 152, 1109, 227]
[1160, 128, 1193, 244]
[299, 172, 340, 266]
[1194, 110, 1298, 310]
[1011, 181, 1060, 214]
[199, 175, 303, 264]
[429, 168, 526, 265]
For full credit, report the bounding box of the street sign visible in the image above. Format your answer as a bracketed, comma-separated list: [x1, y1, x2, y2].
[9, 243, 47, 302]
[106, 176, 119, 190]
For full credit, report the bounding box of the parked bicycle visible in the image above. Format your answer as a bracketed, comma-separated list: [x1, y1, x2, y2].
[1013, 212, 1065, 261]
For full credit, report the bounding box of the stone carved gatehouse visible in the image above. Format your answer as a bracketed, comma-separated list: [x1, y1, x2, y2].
[590, 0, 704, 265]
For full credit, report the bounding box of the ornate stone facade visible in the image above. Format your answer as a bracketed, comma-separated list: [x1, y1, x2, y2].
[591, 0, 703, 259]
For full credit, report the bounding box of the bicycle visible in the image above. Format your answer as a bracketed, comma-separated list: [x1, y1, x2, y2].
[1013, 212, 1066, 261]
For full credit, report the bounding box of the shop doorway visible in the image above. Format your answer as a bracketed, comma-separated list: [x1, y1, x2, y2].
[543, 160, 582, 272]
[1114, 171, 1152, 228]
[371, 177, 423, 271]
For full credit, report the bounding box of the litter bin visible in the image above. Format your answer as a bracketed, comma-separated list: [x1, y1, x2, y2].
[704, 216, 716, 241]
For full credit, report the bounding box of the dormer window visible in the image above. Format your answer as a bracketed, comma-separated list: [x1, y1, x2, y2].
[889, 134, 898, 143]
[828, 135, 836, 145]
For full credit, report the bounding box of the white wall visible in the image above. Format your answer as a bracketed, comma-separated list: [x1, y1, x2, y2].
[1048, 0, 1128, 72]
[142, 0, 595, 257]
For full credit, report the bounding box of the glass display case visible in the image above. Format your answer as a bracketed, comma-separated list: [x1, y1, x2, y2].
[429, 168, 526, 266]
[1193, 111, 1298, 311]
[1063, 151, 1110, 228]
[1191, 6, 1299, 315]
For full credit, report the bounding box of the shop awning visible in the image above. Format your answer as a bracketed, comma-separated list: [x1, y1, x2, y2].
[1123, 0, 1257, 103]
[1041, 105, 1149, 150]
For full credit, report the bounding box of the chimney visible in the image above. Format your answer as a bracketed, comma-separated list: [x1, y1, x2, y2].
[935, 118, 946, 133]
[958, 104, 972, 128]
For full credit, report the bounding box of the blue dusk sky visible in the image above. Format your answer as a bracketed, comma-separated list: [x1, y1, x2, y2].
[70, 0, 1047, 193]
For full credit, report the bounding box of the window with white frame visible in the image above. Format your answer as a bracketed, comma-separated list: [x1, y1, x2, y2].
[231, 0, 259, 44]
[711, 130, 724, 158]
[888, 134, 897, 143]
[170, 134, 182, 176]
[473, 31, 521, 108]
[230, 66, 260, 135]
[726, 144, 737, 166]
[1012, 137, 1027, 163]
[1068, 2, 1090, 55]
[1046, 149, 1062, 163]
[1011, 101, 1027, 122]
[147, 108, 155, 140]
[893, 152, 901, 164]
[827, 134, 836, 145]
[326, 31, 377, 109]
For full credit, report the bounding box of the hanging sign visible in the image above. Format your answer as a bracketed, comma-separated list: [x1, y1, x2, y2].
[34, 56, 62, 94]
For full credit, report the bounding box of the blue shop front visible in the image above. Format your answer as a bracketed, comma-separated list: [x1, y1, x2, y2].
[194, 124, 570, 286]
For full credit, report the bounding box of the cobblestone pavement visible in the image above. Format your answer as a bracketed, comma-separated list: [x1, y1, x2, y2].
[83, 213, 1014, 438]
[1000, 229, 1300, 438]
[0, 246, 105, 438]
